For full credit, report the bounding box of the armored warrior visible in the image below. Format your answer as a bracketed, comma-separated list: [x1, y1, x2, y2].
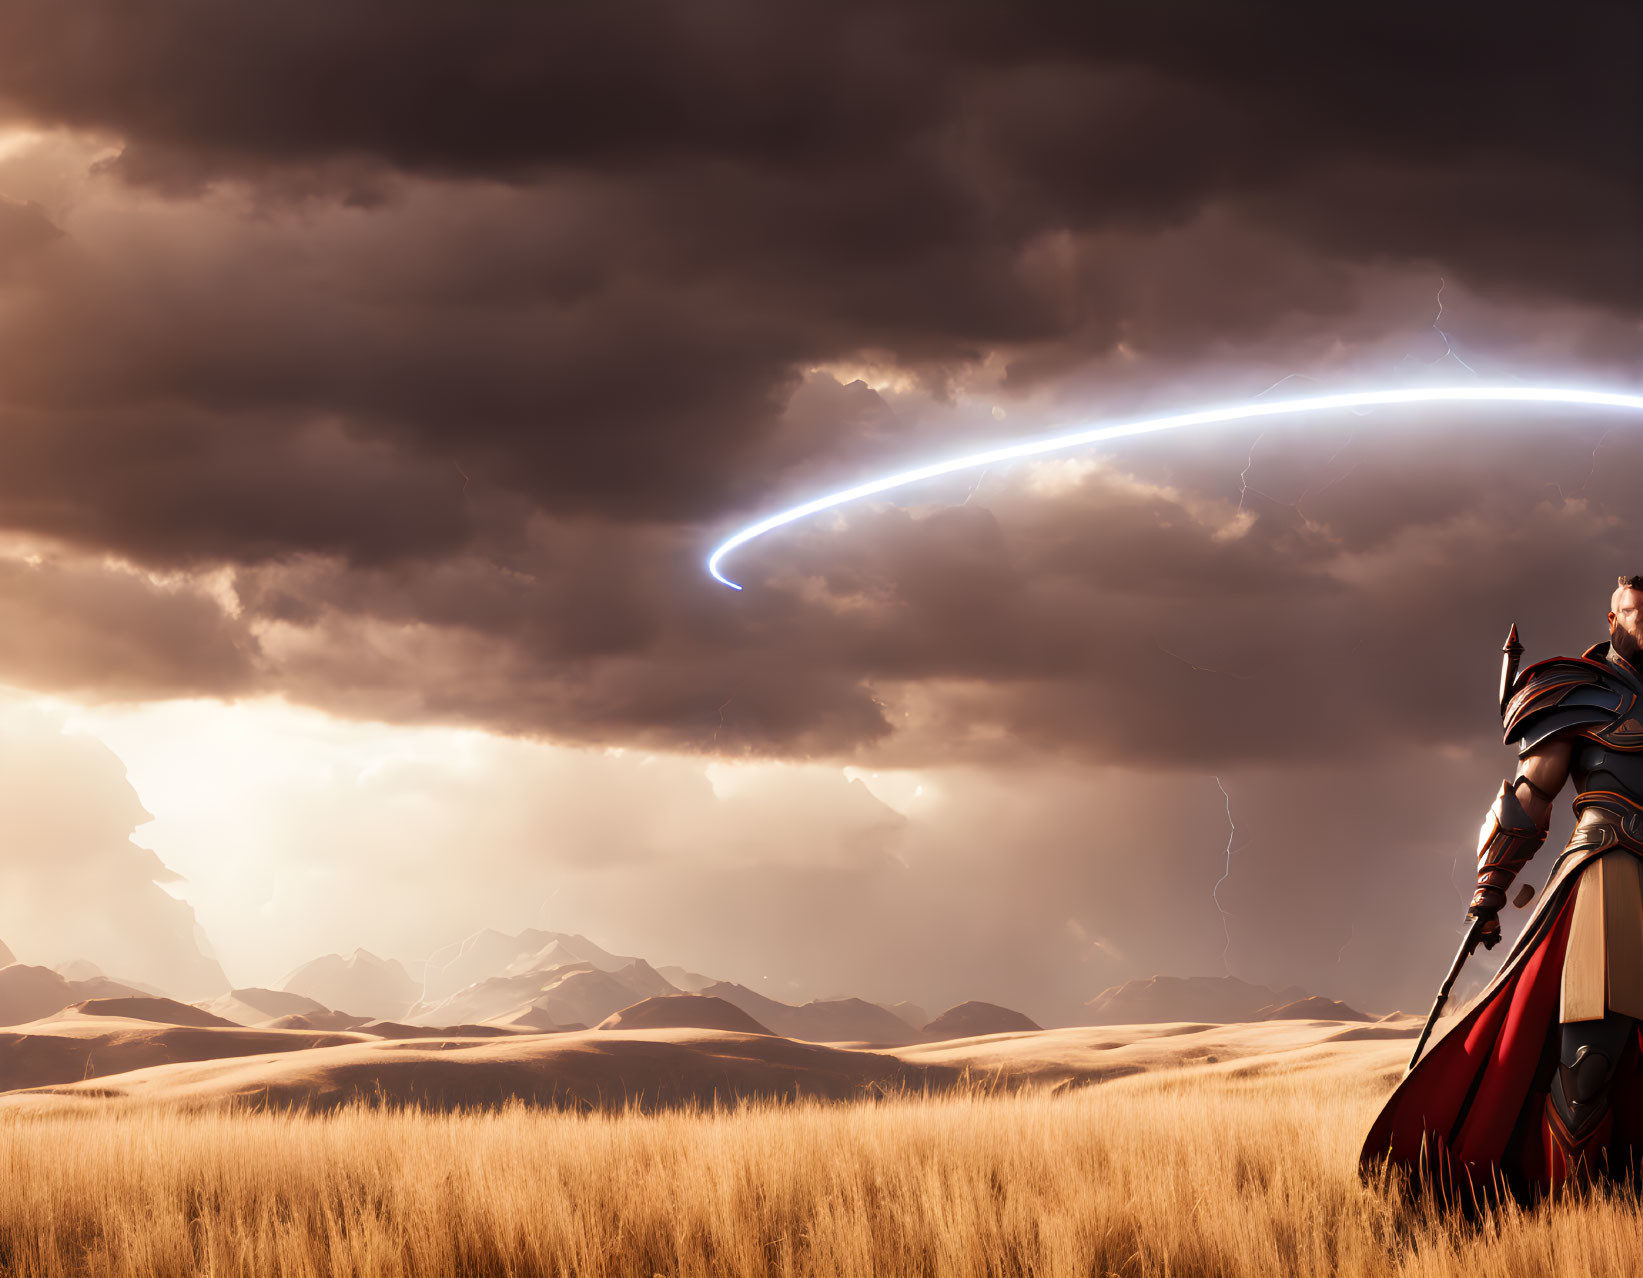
[1363, 574, 1643, 1202]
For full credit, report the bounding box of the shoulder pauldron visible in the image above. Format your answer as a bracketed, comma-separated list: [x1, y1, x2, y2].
[1503, 655, 1643, 753]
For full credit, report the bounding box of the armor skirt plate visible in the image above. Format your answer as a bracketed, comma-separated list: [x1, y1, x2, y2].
[1560, 799, 1643, 1021]
[1561, 851, 1643, 1020]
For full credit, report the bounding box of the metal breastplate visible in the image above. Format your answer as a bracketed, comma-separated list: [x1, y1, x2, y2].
[1570, 739, 1643, 857]
[1572, 739, 1643, 808]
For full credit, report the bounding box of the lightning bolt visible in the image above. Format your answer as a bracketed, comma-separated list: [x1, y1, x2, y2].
[1244, 290, 1461, 526]
[1250, 372, 1321, 400]
[414, 926, 493, 1005]
[1539, 426, 1623, 504]
[1211, 776, 1238, 972]
[1236, 425, 1360, 528]
[1293, 458, 1360, 525]
[711, 695, 733, 746]
[1571, 427, 1620, 502]
[1428, 278, 1479, 376]
[1236, 431, 1269, 517]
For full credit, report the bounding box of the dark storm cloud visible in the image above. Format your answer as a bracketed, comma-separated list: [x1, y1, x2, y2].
[0, 407, 479, 568]
[0, 183, 812, 531]
[0, 3, 1636, 761]
[0, 2, 1634, 308]
[0, 2, 930, 180]
[0, 2, 1634, 526]
[0, 556, 257, 701]
[184, 400, 1634, 771]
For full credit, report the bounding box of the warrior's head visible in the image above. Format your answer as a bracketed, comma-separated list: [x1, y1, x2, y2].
[1609, 574, 1643, 664]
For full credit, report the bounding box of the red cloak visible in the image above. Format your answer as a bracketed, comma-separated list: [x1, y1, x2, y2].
[1361, 842, 1643, 1204]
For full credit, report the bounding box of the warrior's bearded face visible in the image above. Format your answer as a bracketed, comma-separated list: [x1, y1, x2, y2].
[1611, 587, 1643, 664]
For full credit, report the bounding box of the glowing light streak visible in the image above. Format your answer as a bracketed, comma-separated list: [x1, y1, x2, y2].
[706, 385, 1643, 590]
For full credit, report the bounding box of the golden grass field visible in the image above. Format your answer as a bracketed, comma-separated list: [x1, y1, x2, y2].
[3, 1048, 1643, 1278]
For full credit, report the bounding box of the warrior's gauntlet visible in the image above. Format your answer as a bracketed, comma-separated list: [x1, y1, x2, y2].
[1467, 780, 1548, 935]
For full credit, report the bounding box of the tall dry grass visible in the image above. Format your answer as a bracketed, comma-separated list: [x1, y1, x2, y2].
[0, 1058, 1638, 1276]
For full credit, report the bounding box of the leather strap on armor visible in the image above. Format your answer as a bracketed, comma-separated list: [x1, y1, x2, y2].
[1469, 779, 1549, 911]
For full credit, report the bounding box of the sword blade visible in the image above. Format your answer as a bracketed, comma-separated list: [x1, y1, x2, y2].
[1406, 916, 1487, 1075]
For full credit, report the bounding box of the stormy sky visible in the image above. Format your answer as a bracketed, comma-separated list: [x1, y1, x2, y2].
[0, 3, 1638, 1019]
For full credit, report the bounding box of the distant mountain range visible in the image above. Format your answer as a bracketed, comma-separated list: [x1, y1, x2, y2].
[0, 963, 160, 1026]
[923, 1001, 1042, 1038]
[597, 994, 773, 1035]
[410, 957, 681, 1030]
[697, 982, 924, 1044]
[406, 929, 663, 1004]
[0, 927, 1371, 1042]
[281, 949, 420, 1021]
[273, 929, 937, 1042]
[1084, 976, 1368, 1025]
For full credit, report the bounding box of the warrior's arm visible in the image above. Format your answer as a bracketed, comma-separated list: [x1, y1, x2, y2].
[1466, 737, 1572, 945]
[1511, 739, 1572, 827]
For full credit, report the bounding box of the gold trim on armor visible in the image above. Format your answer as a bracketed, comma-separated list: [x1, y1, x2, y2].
[1574, 790, 1643, 817]
[1569, 794, 1643, 855]
[1581, 721, 1643, 749]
